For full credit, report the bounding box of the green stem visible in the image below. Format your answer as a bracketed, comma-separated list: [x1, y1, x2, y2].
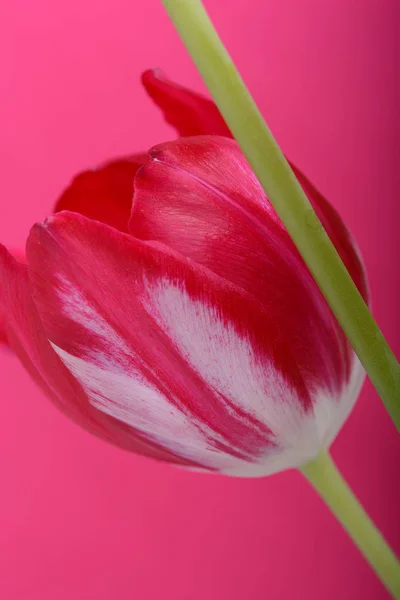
[301, 452, 400, 598]
[159, 0, 400, 430]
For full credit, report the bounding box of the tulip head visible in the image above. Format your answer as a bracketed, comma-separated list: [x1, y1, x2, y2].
[0, 74, 368, 477]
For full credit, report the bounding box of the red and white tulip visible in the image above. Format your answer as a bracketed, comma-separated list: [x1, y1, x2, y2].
[0, 71, 368, 476]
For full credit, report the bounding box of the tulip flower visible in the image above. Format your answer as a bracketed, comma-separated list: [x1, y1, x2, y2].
[0, 69, 370, 476]
[1, 64, 398, 597]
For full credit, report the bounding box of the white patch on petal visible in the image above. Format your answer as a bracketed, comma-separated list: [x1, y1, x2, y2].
[144, 278, 365, 475]
[212, 357, 364, 477]
[51, 276, 261, 471]
[52, 274, 364, 477]
[52, 344, 252, 471]
[55, 275, 130, 368]
[312, 355, 365, 449]
[146, 278, 305, 433]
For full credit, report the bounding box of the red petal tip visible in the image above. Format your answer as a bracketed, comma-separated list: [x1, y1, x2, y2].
[142, 68, 165, 82]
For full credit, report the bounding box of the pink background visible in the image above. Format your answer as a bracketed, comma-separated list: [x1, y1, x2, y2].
[0, 1, 399, 598]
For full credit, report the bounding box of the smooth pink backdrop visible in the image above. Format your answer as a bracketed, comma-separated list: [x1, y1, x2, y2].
[0, 1, 399, 599]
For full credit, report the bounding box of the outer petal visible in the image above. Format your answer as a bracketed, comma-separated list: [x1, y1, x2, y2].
[0, 244, 193, 467]
[0, 250, 25, 348]
[54, 154, 147, 233]
[130, 136, 367, 401]
[0, 317, 8, 345]
[142, 69, 231, 137]
[27, 212, 362, 476]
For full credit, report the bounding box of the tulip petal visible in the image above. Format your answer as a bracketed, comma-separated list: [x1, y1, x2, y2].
[131, 136, 366, 401]
[0, 244, 195, 467]
[54, 155, 147, 233]
[142, 69, 231, 137]
[26, 212, 363, 475]
[0, 250, 25, 348]
[0, 296, 9, 345]
[0, 245, 86, 411]
[0, 319, 8, 345]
